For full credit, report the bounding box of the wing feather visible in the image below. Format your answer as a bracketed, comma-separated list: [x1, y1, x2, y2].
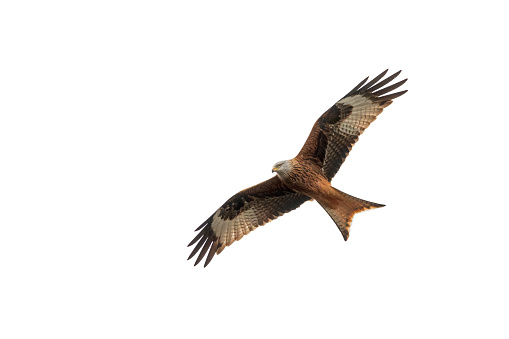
[357, 69, 388, 93]
[297, 70, 407, 181]
[187, 228, 206, 247]
[195, 237, 213, 266]
[187, 235, 207, 260]
[343, 76, 369, 98]
[372, 79, 408, 97]
[188, 176, 310, 267]
[366, 70, 402, 93]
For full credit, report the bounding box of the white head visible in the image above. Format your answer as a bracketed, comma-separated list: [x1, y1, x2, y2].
[272, 160, 292, 178]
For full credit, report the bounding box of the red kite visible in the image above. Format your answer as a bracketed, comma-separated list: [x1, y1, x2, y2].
[188, 70, 407, 267]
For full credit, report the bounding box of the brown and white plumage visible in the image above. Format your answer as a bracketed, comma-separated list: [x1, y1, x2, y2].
[188, 70, 407, 267]
[297, 69, 407, 181]
[188, 176, 310, 267]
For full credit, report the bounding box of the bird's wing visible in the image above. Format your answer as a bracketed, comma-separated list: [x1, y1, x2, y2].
[188, 176, 310, 267]
[297, 70, 407, 181]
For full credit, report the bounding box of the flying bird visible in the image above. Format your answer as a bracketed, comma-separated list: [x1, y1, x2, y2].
[188, 70, 407, 267]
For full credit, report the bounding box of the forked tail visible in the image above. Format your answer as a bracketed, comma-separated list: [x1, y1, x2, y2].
[317, 188, 384, 241]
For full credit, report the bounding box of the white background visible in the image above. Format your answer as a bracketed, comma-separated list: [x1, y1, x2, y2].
[1, 1, 508, 338]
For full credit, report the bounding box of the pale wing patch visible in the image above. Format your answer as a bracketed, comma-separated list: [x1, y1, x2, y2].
[336, 95, 384, 137]
[212, 208, 260, 254]
[211, 196, 296, 254]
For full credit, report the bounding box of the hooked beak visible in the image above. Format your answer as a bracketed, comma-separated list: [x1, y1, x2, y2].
[272, 168, 275, 173]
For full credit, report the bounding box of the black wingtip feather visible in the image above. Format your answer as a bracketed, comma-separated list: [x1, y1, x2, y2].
[188, 228, 206, 247]
[367, 70, 402, 92]
[204, 240, 219, 267]
[377, 90, 408, 101]
[188, 235, 207, 260]
[341, 70, 407, 100]
[195, 219, 209, 231]
[194, 237, 213, 266]
[358, 69, 388, 93]
[344, 76, 369, 98]
[372, 78, 408, 96]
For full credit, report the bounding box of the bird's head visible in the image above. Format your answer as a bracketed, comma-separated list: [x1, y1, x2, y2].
[272, 160, 292, 177]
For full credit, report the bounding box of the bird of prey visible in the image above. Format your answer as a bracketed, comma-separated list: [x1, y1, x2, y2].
[188, 70, 407, 267]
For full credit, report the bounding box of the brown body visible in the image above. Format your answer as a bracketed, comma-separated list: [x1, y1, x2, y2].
[278, 158, 328, 197]
[188, 70, 407, 267]
[276, 152, 384, 242]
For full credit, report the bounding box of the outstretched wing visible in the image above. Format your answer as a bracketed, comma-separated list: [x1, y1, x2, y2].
[297, 70, 407, 181]
[188, 176, 310, 267]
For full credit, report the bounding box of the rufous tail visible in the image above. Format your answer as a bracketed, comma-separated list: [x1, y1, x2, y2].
[317, 188, 385, 241]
